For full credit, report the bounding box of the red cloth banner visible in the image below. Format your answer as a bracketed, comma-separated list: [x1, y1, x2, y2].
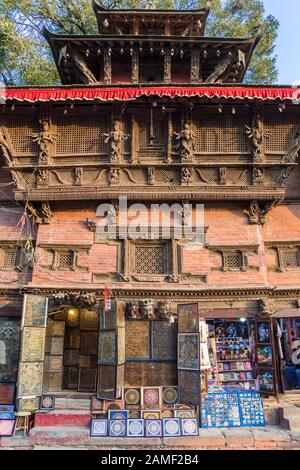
[1, 86, 300, 103]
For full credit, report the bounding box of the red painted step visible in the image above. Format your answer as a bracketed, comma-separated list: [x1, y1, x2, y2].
[34, 410, 91, 428]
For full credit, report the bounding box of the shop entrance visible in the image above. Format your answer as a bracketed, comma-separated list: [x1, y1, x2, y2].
[276, 318, 300, 393]
[43, 307, 99, 394]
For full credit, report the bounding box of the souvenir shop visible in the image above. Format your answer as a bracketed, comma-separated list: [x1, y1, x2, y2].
[1, 297, 300, 438]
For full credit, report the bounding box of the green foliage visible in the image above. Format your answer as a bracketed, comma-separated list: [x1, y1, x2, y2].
[0, 0, 279, 85]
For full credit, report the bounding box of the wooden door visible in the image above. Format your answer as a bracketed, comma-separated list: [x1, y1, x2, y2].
[255, 318, 279, 397]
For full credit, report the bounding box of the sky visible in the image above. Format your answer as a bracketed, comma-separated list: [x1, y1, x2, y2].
[262, 0, 300, 84]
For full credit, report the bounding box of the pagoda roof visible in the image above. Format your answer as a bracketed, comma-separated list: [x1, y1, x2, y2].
[92, 1, 210, 36]
[44, 28, 261, 85]
[1, 84, 299, 104]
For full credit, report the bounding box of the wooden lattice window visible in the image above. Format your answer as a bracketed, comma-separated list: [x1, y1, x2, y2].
[0, 246, 19, 271]
[282, 249, 300, 269]
[128, 241, 172, 277]
[57, 251, 75, 271]
[222, 251, 245, 272]
[4, 114, 39, 155]
[192, 112, 248, 154]
[55, 114, 109, 156]
[264, 111, 296, 153]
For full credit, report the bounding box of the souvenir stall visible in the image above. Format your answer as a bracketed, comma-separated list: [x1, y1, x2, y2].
[276, 318, 300, 392]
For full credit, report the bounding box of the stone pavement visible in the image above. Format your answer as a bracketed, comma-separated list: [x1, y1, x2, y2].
[0, 425, 300, 450]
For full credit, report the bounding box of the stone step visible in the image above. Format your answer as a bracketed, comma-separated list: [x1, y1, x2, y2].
[54, 397, 91, 410]
[34, 411, 91, 428]
[281, 417, 300, 432]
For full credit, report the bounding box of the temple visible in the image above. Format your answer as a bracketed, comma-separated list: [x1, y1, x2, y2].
[1, 2, 300, 440]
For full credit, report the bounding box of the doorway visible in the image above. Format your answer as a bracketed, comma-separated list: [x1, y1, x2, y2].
[276, 318, 300, 393]
[43, 307, 99, 394]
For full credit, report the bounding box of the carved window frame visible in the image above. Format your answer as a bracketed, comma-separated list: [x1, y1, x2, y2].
[39, 244, 91, 272]
[0, 243, 21, 272]
[208, 245, 259, 273]
[266, 242, 300, 272]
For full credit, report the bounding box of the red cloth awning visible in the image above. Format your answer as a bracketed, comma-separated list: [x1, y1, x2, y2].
[1, 86, 300, 103]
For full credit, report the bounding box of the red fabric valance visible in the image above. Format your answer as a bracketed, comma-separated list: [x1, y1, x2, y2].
[1, 86, 300, 103]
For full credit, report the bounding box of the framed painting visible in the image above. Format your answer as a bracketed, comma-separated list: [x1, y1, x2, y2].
[162, 386, 178, 406]
[103, 400, 124, 412]
[78, 368, 97, 392]
[50, 337, 64, 356]
[98, 331, 116, 366]
[177, 333, 200, 371]
[145, 419, 162, 438]
[22, 295, 48, 328]
[17, 397, 39, 413]
[0, 319, 21, 383]
[142, 410, 161, 420]
[177, 304, 199, 333]
[40, 395, 55, 411]
[125, 321, 150, 361]
[17, 362, 43, 397]
[257, 346, 273, 366]
[174, 409, 195, 419]
[80, 309, 99, 331]
[0, 405, 14, 412]
[0, 411, 14, 420]
[108, 419, 126, 437]
[181, 418, 199, 437]
[151, 322, 177, 361]
[162, 418, 181, 437]
[91, 396, 103, 411]
[108, 409, 128, 420]
[64, 350, 79, 367]
[161, 409, 174, 418]
[52, 321, 65, 337]
[64, 329, 80, 350]
[0, 384, 15, 404]
[123, 388, 141, 406]
[21, 328, 45, 363]
[178, 370, 201, 406]
[48, 372, 63, 392]
[256, 321, 271, 345]
[141, 387, 161, 407]
[90, 419, 108, 437]
[62, 366, 79, 390]
[142, 363, 163, 387]
[80, 331, 98, 356]
[0, 419, 15, 436]
[129, 411, 141, 419]
[258, 369, 276, 394]
[126, 419, 144, 438]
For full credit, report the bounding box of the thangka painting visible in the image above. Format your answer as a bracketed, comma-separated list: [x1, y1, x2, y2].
[17, 362, 43, 397]
[177, 333, 200, 371]
[22, 295, 48, 328]
[21, 327, 46, 362]
[0, 319, 21, 383]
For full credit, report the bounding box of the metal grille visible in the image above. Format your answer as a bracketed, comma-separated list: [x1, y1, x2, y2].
[192, 113, 248, 153]
[134, 245, 167, 275]
[282, 250, 300, 268]
[227, 253, 243, 270]
[5, 115, 39, 155]
[56, 115, 109, 155]
[264, 112, 295, 153]
[2, 248, 17, 269]
[58, 252, 74, 270]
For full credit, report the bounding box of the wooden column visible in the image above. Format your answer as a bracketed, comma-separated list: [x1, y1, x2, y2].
[131, 48, 139, 84]
[164, 49, 172, 84]
[130, 113, 138, 164]
[166, 110, 173, 164]
[190, 49, 200, 84]
[103, 48, 112, 85]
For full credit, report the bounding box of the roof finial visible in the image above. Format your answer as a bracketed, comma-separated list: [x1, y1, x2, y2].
[145, 0, 158, 10]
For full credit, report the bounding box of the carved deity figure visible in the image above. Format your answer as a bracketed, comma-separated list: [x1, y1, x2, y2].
[174, 123, 196, 161]
[37, 169, 49, 185]
[103, 121, 129, 161]
[259, 298, 277, 317]
[41, 203, 53, 224]
[282, 127, 300, 163]
[219, 167, 227, 185]
[107, 203, 118, 226]
[148, 167, 155, 185]
[158, 300, 174, 321]
[109, 168, 120, 185]
[244, 200, 269, 225]
[181, 167, 192, 184]
[0, 128, 13, 166]
[253, 168, 264, 185]
[141, 299, 155, 320]
[31, 118, 57, 164]
[127, 301, 140, 320]
[245, 113, 269, 163]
